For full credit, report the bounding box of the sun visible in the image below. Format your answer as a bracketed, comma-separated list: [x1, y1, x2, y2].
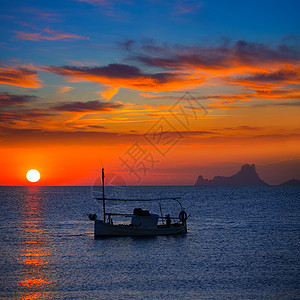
[26, 169, 40, 183]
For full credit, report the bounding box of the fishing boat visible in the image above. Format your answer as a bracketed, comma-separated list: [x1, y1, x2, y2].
[89, 169, 188, 237]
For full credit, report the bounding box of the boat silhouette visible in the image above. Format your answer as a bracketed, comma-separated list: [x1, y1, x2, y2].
[89, 169, 188, 237]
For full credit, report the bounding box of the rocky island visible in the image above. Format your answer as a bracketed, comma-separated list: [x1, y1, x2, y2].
[279, 178, 300, 186]
[195, 164, 268, 186]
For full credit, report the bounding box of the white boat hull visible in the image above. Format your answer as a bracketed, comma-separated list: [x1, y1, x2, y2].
[94, 219, 187, 237]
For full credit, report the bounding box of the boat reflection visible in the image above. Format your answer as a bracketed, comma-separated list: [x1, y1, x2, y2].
[17, 187, 52, 299]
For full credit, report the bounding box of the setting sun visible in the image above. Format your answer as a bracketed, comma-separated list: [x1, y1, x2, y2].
[26, 169, 40, 183]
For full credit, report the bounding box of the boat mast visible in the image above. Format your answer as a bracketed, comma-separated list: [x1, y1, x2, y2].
[102, 168, 106, 223]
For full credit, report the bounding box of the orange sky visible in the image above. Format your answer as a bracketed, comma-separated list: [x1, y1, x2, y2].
[1, 1, 300, 186]
[1, 100, 299, 186]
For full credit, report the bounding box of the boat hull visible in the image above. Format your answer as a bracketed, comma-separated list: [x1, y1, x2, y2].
[94, 219, 187, 237]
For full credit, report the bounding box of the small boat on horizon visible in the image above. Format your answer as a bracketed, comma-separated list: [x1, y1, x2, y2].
[89, 169, 188, 237]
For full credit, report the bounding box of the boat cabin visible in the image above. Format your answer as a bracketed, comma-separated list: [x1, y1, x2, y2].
[131, 208, 159, 229]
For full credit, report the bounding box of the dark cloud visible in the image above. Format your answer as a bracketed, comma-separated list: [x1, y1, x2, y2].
[0, 92, 38, 107]
[231, 40, 299, 65]
[52, 100, 123, 112]
[273, 101, 300, 106]
[254, 101, 300, 107]
[122, 39, 135, 51]
[0, 110, 55, 125]
[134, 53, 226, 70]
[235, 66, 300, 83]
[45, 63, 201, 92]
[126, 39, 300, 70]
[50, 64, 142, 78]
[46, 63, 176, 82]
[86, 125, 107, 129]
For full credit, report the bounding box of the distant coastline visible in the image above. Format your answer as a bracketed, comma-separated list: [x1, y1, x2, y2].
[195, 164, 300, 186]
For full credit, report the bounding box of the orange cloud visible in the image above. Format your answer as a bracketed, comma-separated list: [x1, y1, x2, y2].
[227, 65, 300, 89]
[198, 87, 300, 104]
[139, 92, 161, 98]
[43, 40, 300, 96]
[254, 88, 300, 100]
[125, 39, 300, 93]
[0, 66, 42, 88]
[45, 63, 205, 92]
[15, 27, 87, 41]
[57, 86, 75, 93]
[101, 87, 119, 100]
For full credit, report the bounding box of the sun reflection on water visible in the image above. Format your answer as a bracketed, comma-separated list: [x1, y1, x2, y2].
[17, 187, 53, 299]
[21, 292, 46, 300]
[19, 247, 49, 266]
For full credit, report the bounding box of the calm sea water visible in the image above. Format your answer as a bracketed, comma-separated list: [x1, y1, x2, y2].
[0, 186, 299, 299]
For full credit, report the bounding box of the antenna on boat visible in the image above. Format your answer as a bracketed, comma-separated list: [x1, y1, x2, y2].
[102, 168, 106, 223]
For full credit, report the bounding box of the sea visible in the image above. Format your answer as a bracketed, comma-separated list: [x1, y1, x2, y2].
[0, 186, 299, 299]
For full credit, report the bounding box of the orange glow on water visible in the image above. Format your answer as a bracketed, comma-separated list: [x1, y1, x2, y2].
[18, 277, 49, 287]
[21, 292, 46, 300]
[17, 189, 53, 299]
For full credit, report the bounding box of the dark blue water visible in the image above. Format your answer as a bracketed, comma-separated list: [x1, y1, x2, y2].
[0, 186, 299, 299]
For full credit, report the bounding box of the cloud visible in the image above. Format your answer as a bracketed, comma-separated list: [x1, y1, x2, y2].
[86, 125, 107, 129]
[0, 66, 42, 88]
[120, 39, 300, 98]
[101, 87, 119, 100]
[210, 99, 300, 110]
[0, 92, 38, 107]
[75, 0, 132, 17]
[52, 100, 123, 112]
[0, 126, 218, 147]
[173, 0, 203, 14]
[44, 39, 300, 95]
[75, 0, 132, 7]
[253, 101, 300, 108]
[1, 119, 299, 147]
[76, 0, 110, 5]
[271, 101, 300, 106]
[45, 63, 205, 92]
[57, 86, 75, 93]
[254, 88, 300, 100]
[196, 88, 300, 105]
[223, 126, 262, 131]
[139, 92, 162, 98]
[15, 27, 88, 41]
[0, 99, 121, 129]
[0, 110, 55, 125]
[127, 39, 300, 74]
[229, 65, 300, 88]
[19, 7, 61, 21]
[0, 127, 139, 146]
[48, 63, 156, 78]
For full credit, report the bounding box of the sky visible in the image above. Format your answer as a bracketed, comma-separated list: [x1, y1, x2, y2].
[0, 0, 300, 186]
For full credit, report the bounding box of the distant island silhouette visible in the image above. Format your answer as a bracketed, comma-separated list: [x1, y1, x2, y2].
[279, 178, 300, 186]
[195, 164, 300, 186]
